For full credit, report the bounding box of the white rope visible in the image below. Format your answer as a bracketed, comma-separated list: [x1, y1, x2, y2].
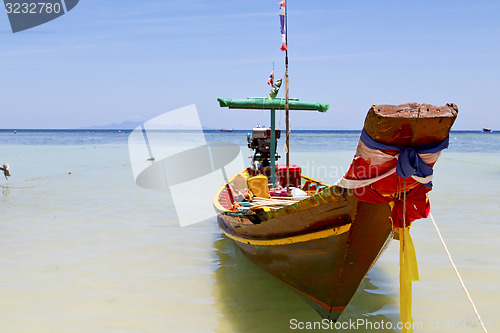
[429, 212, 489, 333]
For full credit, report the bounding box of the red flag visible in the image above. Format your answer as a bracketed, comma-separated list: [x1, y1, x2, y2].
[279, 1, 287, 51]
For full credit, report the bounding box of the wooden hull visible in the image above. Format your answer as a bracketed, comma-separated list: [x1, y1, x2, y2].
[216, 186, 393, 319]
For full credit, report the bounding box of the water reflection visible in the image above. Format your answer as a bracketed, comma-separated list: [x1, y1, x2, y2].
[212, 235, 399, 332]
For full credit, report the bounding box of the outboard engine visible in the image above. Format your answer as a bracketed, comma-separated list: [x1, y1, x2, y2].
[247, 128, 280, 168]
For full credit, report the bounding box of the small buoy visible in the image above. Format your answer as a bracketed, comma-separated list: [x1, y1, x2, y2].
[14, 130, 16, 134]
[68, 172, 72, 175]
[118, 130, 122, 133]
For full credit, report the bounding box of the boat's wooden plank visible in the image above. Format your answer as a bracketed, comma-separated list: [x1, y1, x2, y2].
[217, 187, 356, 240]
[364, 103, 458, 146]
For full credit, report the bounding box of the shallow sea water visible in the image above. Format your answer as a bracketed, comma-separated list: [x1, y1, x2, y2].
[0, 130, 499, 333]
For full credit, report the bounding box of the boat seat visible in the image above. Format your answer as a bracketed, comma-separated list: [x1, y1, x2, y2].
[218, 188, 234, 210]
[302, 180, 311, 191]
[233, 173, 249, 192]
[306, 184, 317, 196]
[247, 175, 270, 198]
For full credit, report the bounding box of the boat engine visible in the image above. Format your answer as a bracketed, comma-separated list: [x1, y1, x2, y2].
[248, 128, 280, 168]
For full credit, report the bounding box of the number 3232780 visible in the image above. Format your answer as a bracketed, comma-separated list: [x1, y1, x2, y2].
[5, 2, 62, 14]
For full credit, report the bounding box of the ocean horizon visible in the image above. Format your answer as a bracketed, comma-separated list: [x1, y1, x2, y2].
[0, 128, 494, 132]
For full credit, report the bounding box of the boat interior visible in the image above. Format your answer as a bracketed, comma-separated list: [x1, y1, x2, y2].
[215, 166, 329, 212]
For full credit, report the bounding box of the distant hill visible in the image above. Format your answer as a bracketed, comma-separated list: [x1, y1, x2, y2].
[84, 121, 221, 130]
[83, 121, 143, 130]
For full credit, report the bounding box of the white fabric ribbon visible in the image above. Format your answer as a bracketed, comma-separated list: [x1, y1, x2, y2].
[335, 141, 442, 189]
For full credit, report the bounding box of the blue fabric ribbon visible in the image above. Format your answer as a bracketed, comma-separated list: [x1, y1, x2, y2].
[359, 129, 449, 188]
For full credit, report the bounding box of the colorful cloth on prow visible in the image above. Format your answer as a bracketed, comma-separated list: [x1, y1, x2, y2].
[279, 1, 287, 51]
[335, 129, 449, 228]
[335, 129, 447, 332]
[267, 70, 274, 86]
[398, 227, 419, 333]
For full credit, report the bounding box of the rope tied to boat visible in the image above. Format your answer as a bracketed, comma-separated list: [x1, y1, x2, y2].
[429, 213, 489, 333]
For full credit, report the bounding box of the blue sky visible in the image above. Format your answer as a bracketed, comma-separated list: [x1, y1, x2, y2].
[1, 0, 499, 130]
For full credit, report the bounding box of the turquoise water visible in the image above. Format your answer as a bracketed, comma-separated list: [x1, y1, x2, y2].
[1, 130, 499, 332]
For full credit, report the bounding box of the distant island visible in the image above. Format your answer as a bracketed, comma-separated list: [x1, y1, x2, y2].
[83, 121, 143, 130]
[84, 121, 217, 131]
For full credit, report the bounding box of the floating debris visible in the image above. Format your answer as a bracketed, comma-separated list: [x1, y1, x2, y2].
[1, 163, 11, 179]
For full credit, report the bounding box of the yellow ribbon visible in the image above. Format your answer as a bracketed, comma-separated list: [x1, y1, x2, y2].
[397, 227, 419, 333]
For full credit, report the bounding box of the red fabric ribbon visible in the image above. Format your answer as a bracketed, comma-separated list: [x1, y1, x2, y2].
[353, 184, 431, 228]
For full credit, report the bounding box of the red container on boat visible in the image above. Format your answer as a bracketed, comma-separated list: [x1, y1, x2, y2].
[270, 189, 288, 197]
[276, 164, 302, 188]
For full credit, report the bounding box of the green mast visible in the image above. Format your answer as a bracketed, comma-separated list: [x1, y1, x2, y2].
[270, 108, 276, 184]
[217, 97, 329, 185]
[217, 0, 329, 188]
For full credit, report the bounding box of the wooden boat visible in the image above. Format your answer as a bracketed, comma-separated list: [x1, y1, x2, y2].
[213, 103, 458, 320]
[482, 128, 492, 133]
[212, 0, 458, 322]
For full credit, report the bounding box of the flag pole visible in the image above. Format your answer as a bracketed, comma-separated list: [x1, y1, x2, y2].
[284, 0, 290, 194]
[270, 61, 276, 186]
